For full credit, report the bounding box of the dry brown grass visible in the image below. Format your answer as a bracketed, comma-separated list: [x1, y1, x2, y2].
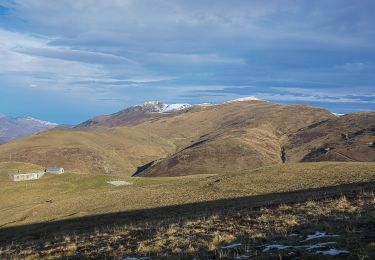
[0, 162, 374, 258]
[134, 102, 336, 177]
[0, 127, 175, 175]
[0, 101, 336, 177]
[286, 112, 375, 162]
[1, 162, 374, 231]
[1, 162, 374, 229]
[1, 191, 374, 259]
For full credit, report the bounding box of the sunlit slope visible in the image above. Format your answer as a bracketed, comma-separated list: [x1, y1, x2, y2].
[0, 162, 374, 228]
[134, 101, 334, 148]
[0, 101, 335, 176]
[0, 128, 175, 175]
[134, 101, 335, 176]
[286, 112, 375, 162]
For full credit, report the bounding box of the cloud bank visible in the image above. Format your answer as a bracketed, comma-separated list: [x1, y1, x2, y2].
[0, 0, 374, 123]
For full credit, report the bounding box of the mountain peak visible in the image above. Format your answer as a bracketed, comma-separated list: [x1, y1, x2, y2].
[75, 101, 193, 128]
[135, 101, 192, 113]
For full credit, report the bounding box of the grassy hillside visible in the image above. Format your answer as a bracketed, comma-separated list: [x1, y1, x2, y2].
[1, 162, 374, 228]
[134, 101, 333, 148]
[133, 101, 335, 176]
[1, 100, 374, 177]
[0, 127, 175, 175]
[0, 162, 374, 258]
[0, 100, 334, 177]
[286, 112, 375, 163]
[138, 106, 374, 177]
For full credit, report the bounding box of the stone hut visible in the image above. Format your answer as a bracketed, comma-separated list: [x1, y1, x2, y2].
[12, 172, 45, 181]
[46, 167, 64, 174]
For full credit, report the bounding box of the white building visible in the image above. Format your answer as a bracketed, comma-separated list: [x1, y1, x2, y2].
[46, 167, 65, 174]
[12, 172, 45, 181]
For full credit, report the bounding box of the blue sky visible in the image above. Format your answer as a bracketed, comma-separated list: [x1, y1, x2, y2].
[0, 0, 374, 124]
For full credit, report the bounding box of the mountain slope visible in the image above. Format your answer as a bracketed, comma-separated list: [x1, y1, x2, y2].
[76, 101, 192, 128]
[0, 127, 175, 175]
[286, 112, 375, 162]
[133, 101, 335, 176]
[0, 115, 57, 144]
[0, 99, 373, 177]
[136, 108, 375, 177]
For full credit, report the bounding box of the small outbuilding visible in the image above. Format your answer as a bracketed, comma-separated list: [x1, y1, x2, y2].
[12, 172, 45, 181]
[46, 167, 65, 174]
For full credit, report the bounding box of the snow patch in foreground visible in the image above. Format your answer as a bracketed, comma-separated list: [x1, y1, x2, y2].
[221, 243, 242, 249]
[262, 241, 349, 255]
[107, 181, 132, 186]
[261, 231, 349, 256]
[316, 249, 350, 256]
[302, 231, 339, 241]
[262, 244, 290, 252]
[123, 257, 150, 260]
[288, 233, 303, 238]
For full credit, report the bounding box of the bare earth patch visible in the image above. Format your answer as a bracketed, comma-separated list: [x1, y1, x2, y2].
[107, 181, 133, 186]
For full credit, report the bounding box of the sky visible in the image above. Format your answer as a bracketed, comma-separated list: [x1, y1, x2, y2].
[0, 0, 374, 124]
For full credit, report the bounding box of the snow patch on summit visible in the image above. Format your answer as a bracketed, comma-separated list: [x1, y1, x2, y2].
[226, 96, 262, 103]
[332, 112, 344, 116]
[139, 101, 192, 113]
[23, 116, 58, 127]
[161, 103, 192, 113]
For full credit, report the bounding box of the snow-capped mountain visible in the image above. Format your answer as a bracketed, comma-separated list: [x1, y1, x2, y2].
[76, 101, 193, 128]
[225, 96, 262, 103]
[77, 98, 268, 129]
[139, 101, 192, 113]
[23, 116, 59, 127]
[332, 112, 345, 117]
[0, 115, 58, 144]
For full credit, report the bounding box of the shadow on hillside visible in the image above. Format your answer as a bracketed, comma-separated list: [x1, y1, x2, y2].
[1, 181, 375, 243]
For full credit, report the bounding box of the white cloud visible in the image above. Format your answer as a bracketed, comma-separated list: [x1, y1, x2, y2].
[335, 62, 371, 71]
[0, 29, 107, 81]
[17, 47, 138, 65]
[272, 87, 375, 98]
[256, 88, 375, 104]
[0, 0, 374, 121]
[0, 28, 173, 95]
[142, 52, 245, 65]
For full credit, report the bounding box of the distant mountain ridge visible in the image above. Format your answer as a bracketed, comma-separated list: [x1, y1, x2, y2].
[0, 115, 58, 144]
[76, 101, 193, 128]
[0, 97, 373, 176]
[75, 98, 268, 129]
